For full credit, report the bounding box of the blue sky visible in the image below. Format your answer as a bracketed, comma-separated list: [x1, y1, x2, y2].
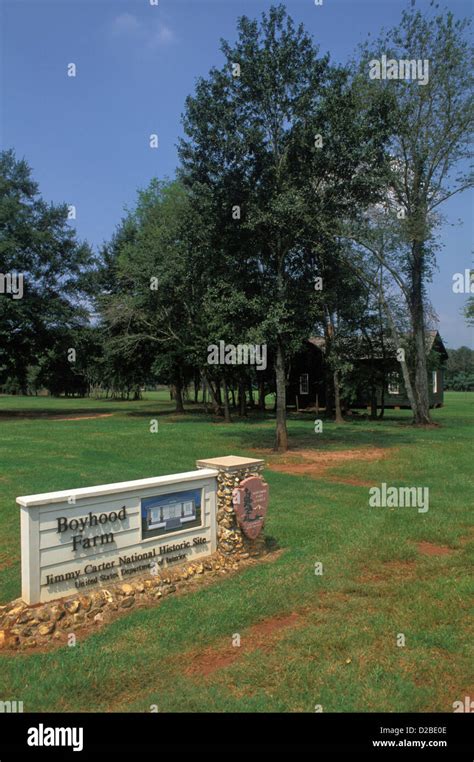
[1, 0, 472, 348]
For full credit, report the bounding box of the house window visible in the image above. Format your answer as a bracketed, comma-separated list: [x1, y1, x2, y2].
[141, 488, 201, 540]
[388, 374, 400, 395]
[299, 373, 309, 395]
[432, 371, 438, 393]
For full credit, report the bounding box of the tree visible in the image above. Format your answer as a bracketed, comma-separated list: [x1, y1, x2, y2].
[445, 345, 474, 390]
[355, 4, 473, 423]
[0, 150, 93, 393]
[465, 298, 474, 326]
[96, 180, 201, 411]
[464, 270, 474, 326]
[179, 4, 389, 449]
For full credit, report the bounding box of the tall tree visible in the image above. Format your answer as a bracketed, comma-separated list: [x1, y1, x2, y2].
[0, 150, 93, 392]
[355, 4, 473, 423]
[97, 180, 200, 411]
[179, 4, 388, 449]
[464, 270, 474, 326]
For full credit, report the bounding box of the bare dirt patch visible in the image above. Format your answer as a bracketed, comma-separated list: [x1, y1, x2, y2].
[328, 475, 374, 487]
[55, 413, 114, 422]
[356, 559, 417, 584]
[458, 527, 474, 546]
[4, 549, 286, 656]
[416, 541, 453, 557]
[0, 411, 116, 421]
[184, 611, 301, 678]
[0, 553, 14, 573]
[253, 447, 388, 482]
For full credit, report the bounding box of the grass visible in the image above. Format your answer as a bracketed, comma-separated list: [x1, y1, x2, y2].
[0, 391, 472, 712]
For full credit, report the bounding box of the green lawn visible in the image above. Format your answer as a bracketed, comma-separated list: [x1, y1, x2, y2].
[0, 391, 472, 712]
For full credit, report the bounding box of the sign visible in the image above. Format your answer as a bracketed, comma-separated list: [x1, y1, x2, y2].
[17, 469, 218, 604]
[141, 489, 202, 539]
[232, 476, 268, 539]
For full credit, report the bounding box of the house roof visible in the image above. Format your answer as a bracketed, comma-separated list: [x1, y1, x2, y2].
[308, 337, 326, 350]
[307, 331, 448, 360]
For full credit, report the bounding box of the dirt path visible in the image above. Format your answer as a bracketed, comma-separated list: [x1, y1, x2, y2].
[252, 447, 389, 485]
[183, 611, 302, 678]
[55, 413, 114, 421]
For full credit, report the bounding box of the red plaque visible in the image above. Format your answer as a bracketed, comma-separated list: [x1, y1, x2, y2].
[232, 476, 269, 539]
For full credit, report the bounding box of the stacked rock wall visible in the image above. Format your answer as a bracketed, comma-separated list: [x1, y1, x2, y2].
[214, 463, 266, 558]
[1, 456, 269, 650]
[0, 551, 251, 650]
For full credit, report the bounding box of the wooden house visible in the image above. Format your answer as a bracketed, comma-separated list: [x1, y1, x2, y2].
[287, 330, 448, 412]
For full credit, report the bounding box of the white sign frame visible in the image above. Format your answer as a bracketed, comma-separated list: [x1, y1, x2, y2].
[17, 469, 218, 604]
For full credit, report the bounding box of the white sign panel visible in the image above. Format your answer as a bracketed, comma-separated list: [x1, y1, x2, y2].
[17, 469, 218, 604]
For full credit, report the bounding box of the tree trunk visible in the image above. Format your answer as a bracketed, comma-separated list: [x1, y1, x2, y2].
[238, 380, 247, 417]
[370, 384, 377, 419]
[410, 246, 432, 424]
[378, 383, 385, 419]
[258, 378, 266, 411]
[378, 292, 386, 420]
[362, 331, 377, 420]
[333, 369, 344, 423]
[202, 372, 221, 415]
[222, 376, 231, 423]
[274, 339, 288, 451]
[325, 374, 333, 415]
[412, 323, 431, 423]
[378, 282, 418, 418]
[247, 379, 255, 408]
[174, 381, 184, 414]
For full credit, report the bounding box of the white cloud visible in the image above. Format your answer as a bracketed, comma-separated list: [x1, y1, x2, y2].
[152, 23, 175, 47]
[111, 14, 175, 49]
[112, 13, 141, 36]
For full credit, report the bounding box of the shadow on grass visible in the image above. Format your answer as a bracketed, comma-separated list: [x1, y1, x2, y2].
[123, 405, 424, 451]
[0, 400, 439, 458]
[0, 409, 113, 419]
[218, 429, 418, 452]
[201, 410, 421, 452]
[0, 401, 174, 420]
